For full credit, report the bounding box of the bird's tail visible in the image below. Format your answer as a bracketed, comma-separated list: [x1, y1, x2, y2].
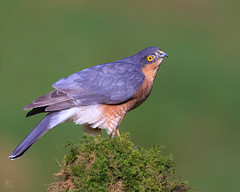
[9, 110, 72, 160]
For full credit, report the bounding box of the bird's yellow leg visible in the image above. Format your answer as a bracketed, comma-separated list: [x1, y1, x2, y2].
[117, 129, 121, 137]
[97, 128, 101, 137]
[116, 129, 122, 141]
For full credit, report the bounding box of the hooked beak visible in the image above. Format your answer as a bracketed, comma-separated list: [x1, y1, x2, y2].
[159, 51, 168, 58]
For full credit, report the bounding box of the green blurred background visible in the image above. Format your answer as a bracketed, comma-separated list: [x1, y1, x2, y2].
[1, 0, 239, 191]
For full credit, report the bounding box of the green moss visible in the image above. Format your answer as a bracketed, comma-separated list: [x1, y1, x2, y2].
[49, 133, 194, 192]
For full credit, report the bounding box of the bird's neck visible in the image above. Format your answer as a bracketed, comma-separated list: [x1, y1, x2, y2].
[142, 58, 163, 81]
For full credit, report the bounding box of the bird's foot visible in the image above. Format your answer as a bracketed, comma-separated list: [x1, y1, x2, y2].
[97, 128, 101, 137]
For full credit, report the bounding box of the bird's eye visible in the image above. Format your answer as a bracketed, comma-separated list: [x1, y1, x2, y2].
[147, 55, 154, 62]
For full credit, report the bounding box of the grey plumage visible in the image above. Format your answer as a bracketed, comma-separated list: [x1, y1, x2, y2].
[24, 90, 70, 110]
[53, 63, 145, 105]
[9, 112, 58, 159]
[9, 46, 168, 160]
[26, 62, 145, 114]
[11, 57, 147, 160]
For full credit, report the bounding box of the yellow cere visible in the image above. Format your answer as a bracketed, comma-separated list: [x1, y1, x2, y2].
[159, 50, 163, 54]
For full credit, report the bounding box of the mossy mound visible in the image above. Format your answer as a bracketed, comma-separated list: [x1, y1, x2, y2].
[49, 133, 194, 192]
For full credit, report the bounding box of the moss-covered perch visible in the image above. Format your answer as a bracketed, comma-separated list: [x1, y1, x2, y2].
[49, 133, 194, 192]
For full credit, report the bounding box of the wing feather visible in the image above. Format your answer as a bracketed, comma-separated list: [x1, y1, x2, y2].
[24, 62, 145, 116]
[53, 62, 145, 105]
[24, 90, 71, 110]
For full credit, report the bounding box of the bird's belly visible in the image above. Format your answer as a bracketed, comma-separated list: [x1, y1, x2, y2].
[66, 102, 134, 136]
[68, 105, 104, 128]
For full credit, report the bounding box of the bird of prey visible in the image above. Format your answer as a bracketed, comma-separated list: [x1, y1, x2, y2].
[9, 47, 168, 160]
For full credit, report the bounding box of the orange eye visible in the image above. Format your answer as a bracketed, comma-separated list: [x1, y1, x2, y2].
[147, 55, 154, 62]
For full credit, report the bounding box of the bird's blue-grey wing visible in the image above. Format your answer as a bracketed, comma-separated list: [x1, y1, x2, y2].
[24, 62, 145, 112]
[52, 62, 145, 106]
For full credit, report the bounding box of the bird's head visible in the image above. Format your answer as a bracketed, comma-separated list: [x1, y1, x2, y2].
[118, 46, 168, 67]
